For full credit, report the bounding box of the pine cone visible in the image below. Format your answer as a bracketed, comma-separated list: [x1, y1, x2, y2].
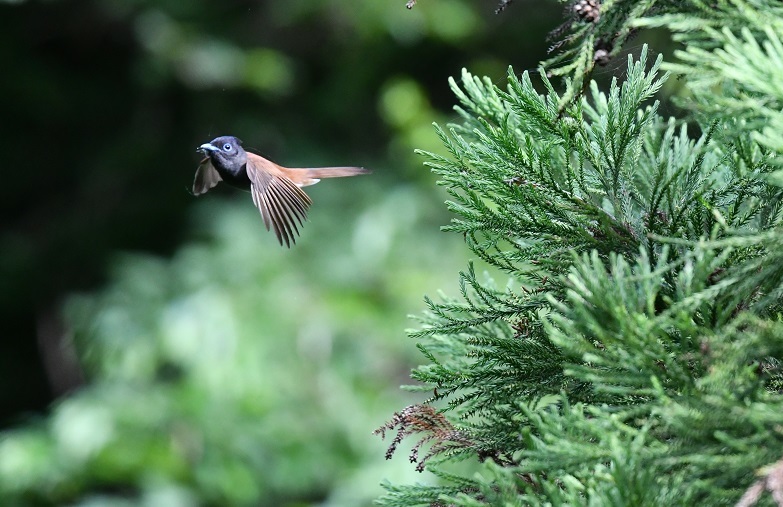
[573, 0, 601, 23]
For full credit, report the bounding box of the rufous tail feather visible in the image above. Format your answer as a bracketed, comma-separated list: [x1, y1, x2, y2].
[301, 167, 370, 178]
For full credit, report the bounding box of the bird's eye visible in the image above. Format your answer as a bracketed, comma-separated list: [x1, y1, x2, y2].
[223, 143, 232, 151]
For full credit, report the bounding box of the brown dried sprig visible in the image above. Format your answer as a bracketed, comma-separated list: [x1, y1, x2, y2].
[374, 404, 475, 472]
[736, 457, 783, 507]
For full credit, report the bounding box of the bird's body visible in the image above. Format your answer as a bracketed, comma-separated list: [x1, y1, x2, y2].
[194, 136, 368, 247]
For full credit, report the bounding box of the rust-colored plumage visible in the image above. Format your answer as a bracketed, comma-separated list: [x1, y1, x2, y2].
[194, 136, 369, 247]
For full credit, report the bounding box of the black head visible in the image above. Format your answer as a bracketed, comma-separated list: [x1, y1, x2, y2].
[197, 136, 247, 174]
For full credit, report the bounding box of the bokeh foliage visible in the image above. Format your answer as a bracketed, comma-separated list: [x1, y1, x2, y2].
[0, 0, 564, 505]
[1, 185, 471, 505]
[0, 0, 560, 418]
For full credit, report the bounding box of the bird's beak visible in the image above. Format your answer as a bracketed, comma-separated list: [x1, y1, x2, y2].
[197, 143, 219, 153]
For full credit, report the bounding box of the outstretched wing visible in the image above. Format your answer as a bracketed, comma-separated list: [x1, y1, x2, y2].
[192, 158, 222, 195]
[246, 155, 313, 247]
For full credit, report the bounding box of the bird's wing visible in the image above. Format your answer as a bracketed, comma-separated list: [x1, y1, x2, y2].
[192, 158, 222, 195]
[246, 154, 313, 247]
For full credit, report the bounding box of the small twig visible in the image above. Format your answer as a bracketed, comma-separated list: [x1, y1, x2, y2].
[496, 0, 514, 14]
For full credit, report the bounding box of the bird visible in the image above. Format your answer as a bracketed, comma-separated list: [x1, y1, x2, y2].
[193, 135, 369, 247]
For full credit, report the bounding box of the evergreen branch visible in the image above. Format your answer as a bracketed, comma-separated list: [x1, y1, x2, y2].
[383, 5, 783, 503]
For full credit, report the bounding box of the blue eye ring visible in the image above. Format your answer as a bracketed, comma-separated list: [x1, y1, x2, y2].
[223, 143, 232, 151]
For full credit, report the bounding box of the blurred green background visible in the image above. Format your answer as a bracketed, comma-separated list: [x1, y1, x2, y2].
[0, 0, 561, 504]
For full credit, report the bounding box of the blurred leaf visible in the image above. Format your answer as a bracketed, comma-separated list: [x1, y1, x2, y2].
[1, 181, 465, 505]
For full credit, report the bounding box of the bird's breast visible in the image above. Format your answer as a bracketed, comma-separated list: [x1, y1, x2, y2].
[215, 163, 252, 190]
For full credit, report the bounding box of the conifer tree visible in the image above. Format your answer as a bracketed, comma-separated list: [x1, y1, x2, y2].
[377, 1, 783, 505]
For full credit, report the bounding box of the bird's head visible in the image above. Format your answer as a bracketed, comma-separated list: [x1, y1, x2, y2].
[197, 136, 247, 173]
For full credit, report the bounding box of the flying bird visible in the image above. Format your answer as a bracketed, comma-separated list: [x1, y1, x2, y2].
[194, 136, 369, 247]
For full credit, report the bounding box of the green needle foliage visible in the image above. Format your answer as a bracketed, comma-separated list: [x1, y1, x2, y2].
[377, 2, 783, 505]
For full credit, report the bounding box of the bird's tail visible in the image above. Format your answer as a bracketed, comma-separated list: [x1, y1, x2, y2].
[304, 166, 370, 178]
[292, 166, 371, 187]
